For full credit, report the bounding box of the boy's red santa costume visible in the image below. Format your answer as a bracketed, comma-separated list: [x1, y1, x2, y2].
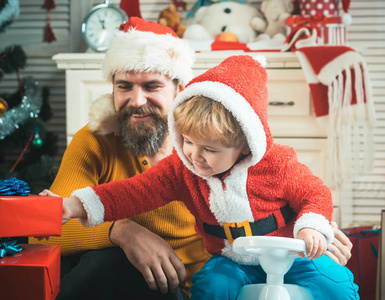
[73, 55, 334, 264]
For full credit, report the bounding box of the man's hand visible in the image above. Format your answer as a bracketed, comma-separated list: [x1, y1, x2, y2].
[325, 221, 352, 266]
[109, 218, 186, 294]
[296, 228, 327, 260]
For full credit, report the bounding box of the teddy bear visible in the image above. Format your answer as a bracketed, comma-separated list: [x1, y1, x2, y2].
[158, 4, 186, 38]
[255, 0, 294, 41]
[183, 1, 266, 43]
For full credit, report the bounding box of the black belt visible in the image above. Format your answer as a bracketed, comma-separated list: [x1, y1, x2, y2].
[200, 204, 295, 243]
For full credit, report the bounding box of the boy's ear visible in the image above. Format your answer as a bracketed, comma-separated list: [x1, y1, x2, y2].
[242, 146, 251, 156]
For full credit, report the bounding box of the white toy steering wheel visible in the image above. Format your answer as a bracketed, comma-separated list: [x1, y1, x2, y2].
[234, 236, 313, 300]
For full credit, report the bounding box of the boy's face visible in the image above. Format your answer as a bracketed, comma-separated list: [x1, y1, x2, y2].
[182, 134, 249, 177]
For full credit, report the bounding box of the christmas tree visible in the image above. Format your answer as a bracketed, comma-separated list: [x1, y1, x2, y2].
[0, 45, 59, 194]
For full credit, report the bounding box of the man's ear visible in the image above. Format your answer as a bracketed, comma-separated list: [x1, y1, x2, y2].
[177, 83, 185, 93]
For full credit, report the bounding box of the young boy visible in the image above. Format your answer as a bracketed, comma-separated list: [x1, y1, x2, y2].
[59, 55, 358, 300]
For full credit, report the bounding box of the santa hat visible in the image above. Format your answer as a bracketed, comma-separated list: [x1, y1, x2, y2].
[341, 0, 352, 26]
[102, 17, 195, 86]
[168, 55, 272, 175]
[296, 44, 376, 188]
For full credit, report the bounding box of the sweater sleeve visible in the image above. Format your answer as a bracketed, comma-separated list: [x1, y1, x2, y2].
[73, 152, 187, 226]
[29, 126, 115, 254]
[278, 146, 335, 244]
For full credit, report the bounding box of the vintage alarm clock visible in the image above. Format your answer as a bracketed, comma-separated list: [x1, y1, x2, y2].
[81, 0, 128, 52]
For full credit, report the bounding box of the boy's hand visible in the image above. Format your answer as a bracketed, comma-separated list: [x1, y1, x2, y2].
[37, 189, 62, 239]
[39, 189, 60, 197]
[62, 197, 73, 225]
[296, 228, 327, 260]
[39, 189, 85, 225]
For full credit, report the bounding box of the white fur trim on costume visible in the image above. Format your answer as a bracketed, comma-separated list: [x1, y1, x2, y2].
[169, 81, 267, 176]
[206, 168, 254, 223]
[222, 240, 260, 265]
[71, 187, 105, 227]
[88, 94, 119, 136]
[293, 212, 334, 244]
[102, 30, 195, 86]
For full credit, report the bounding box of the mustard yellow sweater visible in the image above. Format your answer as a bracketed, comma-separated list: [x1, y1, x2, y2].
[30, 125, 210, 293]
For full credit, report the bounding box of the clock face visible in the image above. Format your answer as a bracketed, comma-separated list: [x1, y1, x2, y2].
[82, 5, 127, 52]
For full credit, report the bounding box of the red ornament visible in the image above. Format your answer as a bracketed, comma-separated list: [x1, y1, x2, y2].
[44, 22, 57, 43]
[43, 0, 56, 10]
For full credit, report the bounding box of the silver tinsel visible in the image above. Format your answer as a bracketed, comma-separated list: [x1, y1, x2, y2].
[0, 0, 20, 32]
[0, 77, 42, 140]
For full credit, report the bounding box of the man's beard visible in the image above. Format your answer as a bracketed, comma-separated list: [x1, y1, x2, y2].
[117, 105, 168, 157]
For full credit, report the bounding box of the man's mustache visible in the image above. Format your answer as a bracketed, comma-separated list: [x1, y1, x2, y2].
[121, 106, 163, 117]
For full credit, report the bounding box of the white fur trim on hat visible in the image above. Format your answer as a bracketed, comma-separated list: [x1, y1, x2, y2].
[253, 55, 266, 67]
[102, 29, 195, 86]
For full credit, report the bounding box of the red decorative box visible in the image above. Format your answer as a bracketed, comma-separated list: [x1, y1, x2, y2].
[0, 195, 62, 237]
[286, 14, 346, 45]
[0, 244, 61, 300]
[300, 0, 338, 17]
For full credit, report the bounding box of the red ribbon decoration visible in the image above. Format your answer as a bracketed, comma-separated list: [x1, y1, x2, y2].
[286, 13, 342, 27]
[43, 0, 56, 43]
[43, 0, 56, 9]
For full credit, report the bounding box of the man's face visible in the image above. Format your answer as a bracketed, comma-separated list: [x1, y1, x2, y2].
[113, 71, 179, 156]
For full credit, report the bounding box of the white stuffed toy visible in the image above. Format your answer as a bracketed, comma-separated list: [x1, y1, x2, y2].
[256, 0, 293, 40]
[183, 1, 266, 43]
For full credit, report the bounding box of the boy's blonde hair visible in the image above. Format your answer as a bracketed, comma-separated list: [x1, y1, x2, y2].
[173, 96, 247, 149]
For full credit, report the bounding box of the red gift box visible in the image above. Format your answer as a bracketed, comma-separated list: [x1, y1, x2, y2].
[343, 226, 380, 300]
[300, 0, 338, 17]
[0, 195, 62, 237]
[286, 14, 346, 45]
[0, 244, 60, 300]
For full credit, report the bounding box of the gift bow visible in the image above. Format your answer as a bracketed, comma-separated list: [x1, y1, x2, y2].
[0, 238, 22, 258]
[286, 13, 342, 27]
[0, 177, 30, 196]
